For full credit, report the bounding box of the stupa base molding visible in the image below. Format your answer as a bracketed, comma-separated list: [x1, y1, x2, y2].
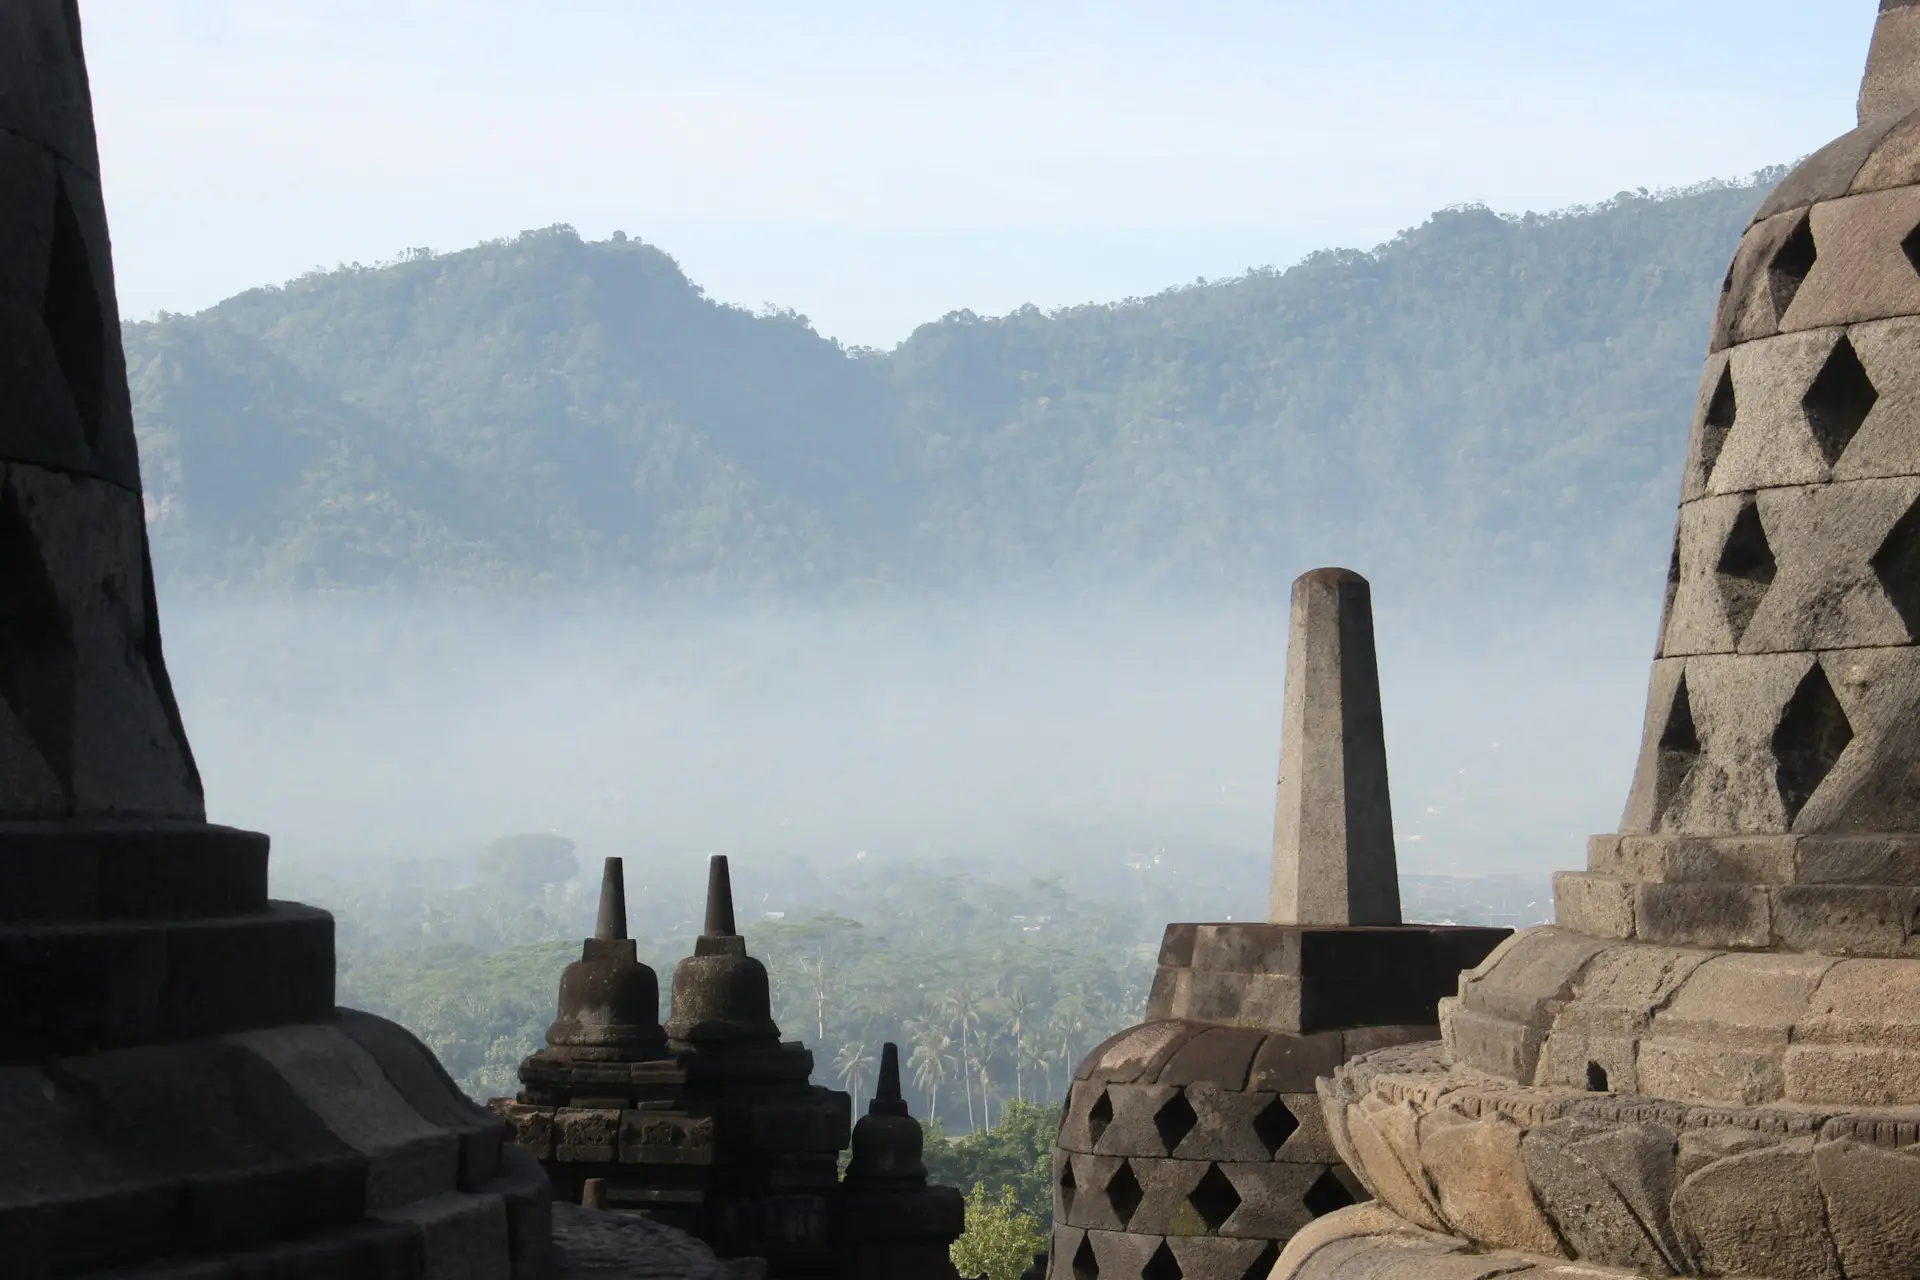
[1272, 1204, 1648, 1280]
[1311, 1042, 1920, 1279]
[0, 1010, 547, 1280]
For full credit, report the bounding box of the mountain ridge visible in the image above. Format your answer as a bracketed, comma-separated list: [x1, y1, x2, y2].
[126, 172, 1783, 604]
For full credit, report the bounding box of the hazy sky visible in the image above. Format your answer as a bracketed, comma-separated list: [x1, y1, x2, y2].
[87, 1, 1871, 347]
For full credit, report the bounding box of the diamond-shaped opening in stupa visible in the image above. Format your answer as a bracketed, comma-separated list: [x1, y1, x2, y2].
[1059, 1157, 1078, 1217]
[1087, 1089, 1113, 1146]
[1153, 1091, 1198, 1155]
[1252, 1094, 1300, 1156]
[1143, 1242, 1183, 1280]
[1105, 1159, 1144, 1228]
[1715, 499, 1777, 645]
[1073, 1235, 1099, 1280]
[1768, 212, 1817, 317]
[1803, 335, 1877, 467]
[1772, 662, 1853, 825]
[1302, 1167, 1359, 1218]
[1188, 1163, 1242, 1232]
[41, 173, 105, 451]
[1654, 674, 1702, 824]
[1872, 496, 1920, 640]
[1700, 365, 1737, 484]
[1241, 1244, 1282, 1280]
[1903, 220, 1920, 278]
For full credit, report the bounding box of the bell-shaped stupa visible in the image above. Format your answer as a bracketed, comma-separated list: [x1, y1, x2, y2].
[0, 4, 547, 1275]
[1280, 7, 1920, 1278]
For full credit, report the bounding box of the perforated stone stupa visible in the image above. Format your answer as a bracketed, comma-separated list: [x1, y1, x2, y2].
[0, 4, 547, 1276]
[1276, 6, 1920, 1279]
[1045, 570, 1509, 1280]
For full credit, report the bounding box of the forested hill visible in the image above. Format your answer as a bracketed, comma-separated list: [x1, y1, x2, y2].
[125, 174, 1780, 603]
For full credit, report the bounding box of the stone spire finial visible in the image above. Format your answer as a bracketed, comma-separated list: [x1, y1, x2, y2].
[1861, 0, 1920, 123]
[1268, 568, 1402, 927]
[871, 1041, 908, 1117]
[665, 855, 779, 1046]
[594, 856, 627, 941]
[703, 854, 736, 936]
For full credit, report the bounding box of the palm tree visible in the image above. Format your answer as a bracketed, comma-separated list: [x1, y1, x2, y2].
[833, 1041, 875, 1113]
[908, 1026, 956, 1124]
[1000, 987, 1033, 1103]
[937, 982, 981, 1130]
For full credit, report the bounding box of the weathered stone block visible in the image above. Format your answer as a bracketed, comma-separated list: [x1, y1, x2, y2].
[1158, 1025, 1265, 1089]
[1177, 1082, 1285, 1163]
[553, 1108, 620, 1163]
[490, 1102, 555, 1160]
[1419, 1109, 1560, 1256]
[1796, 833, 1920, 883]
[232, 1024, 460, 1213]
[1165, 1234, 1280, 1280]
[374, 1190, 511, 1280]
[1213, 1160, 1323, 1240]
[338, 1009, 506, 1190]
[1796, 956, 1920, 1049]
[1784, 1042, 1920, 1106]
[619, 1110, 715, 1164]
[1248, 1031, 1345, 1094]
[1521, 1120, 1681, 1273]
[1551, 874, 1634, 940]
[1445, 1007, 1547, 1085]
[1089, 1082, 1180, 1158]
[1813, 1137, 1920, 1279]
[1637, 1037, 1784, 1105]
[1772, 884, 1920, 956]
[1671, 1138, 1841, 1278]
[1122, 1156, 1210, 1235]
[1779, 185, 1920, 332]
[1632, 882, 1770, 949]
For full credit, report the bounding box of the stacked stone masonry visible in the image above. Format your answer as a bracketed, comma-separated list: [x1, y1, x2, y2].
[1278, 9, 1920, 1278]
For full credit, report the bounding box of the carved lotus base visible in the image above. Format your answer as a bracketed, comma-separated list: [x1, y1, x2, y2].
[1312, 1041, 1920, 1278]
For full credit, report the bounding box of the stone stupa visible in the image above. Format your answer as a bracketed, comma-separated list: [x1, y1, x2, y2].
[0, 3, 547, 1277]
[1046, 569, 1509, 1280]
[1277, 6, 1920, 1279]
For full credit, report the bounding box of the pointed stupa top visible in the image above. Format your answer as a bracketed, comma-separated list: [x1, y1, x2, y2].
[664, 855, 779, 1046]
[871, 1041, 909, 1118]
[1267, 568, 1401, 927]
[0, 1, 203, 821]
[703, 853, 736, 937]
[1861, 1, 1920, 123]
[594, 856, 628, 941]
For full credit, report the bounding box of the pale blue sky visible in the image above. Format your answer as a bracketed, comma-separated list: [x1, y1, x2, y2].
[85, 1, 1874, 347]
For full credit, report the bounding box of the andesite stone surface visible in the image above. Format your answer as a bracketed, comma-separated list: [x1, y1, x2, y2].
[1044, 570, 1508, 1280]
[496, 857, 864, 1278]
[1269, 569, 1399, 928]
[1280, 7, 1920, 1278]
[0, 5, 544, 1277]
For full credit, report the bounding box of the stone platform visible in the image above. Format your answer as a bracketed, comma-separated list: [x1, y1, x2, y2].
[0, 1010, 549, 1279]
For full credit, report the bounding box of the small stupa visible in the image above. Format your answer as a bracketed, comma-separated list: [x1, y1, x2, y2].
[830, 1042, 966, 1278]
[497, 856, 854, 1277]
